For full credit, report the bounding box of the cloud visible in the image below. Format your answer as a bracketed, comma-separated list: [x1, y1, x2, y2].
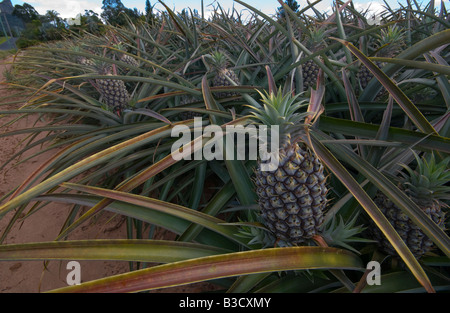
[353, 1, 385, 15]
[27, 0, 102, 19]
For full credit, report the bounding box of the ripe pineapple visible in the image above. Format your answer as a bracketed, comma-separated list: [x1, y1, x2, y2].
[95, 63, 130, 115]
[249, 90, 328, 245]
[301, 26, 326, 91]
[209, 51, 239, 98]
[370, 154, 449, 258]
[357, 25, 405, 90]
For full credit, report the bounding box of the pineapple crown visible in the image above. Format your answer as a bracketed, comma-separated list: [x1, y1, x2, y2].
[304, 25, 327, 51]
[249, 88, 307, 128]
[92, 59, 114, 75]
[208, 50, 231, 70]
[399, 153, 450, 206]
[377, 25, 405, 57]
[247, 88, 309, 137]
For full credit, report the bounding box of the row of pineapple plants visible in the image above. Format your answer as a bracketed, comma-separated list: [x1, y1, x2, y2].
[0, 0, 449, 292]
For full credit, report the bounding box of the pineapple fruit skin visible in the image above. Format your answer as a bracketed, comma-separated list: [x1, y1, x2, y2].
[370, 192, 446, 258]
[357, 61, 383, 90]
[179, 95, 202, 120]
[96, 75, 130, 113]
[301, 60, 319, 90]
[120, 54, 139, 69]
[255, 142, 328, 244]
[212, 68, 239, 98]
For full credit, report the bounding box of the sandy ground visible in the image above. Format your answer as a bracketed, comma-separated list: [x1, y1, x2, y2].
[0, 54, 134, 292]
[0, 54, 220, 293]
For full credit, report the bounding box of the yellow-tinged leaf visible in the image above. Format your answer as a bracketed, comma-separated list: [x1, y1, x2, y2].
[48, 246, 362, 293]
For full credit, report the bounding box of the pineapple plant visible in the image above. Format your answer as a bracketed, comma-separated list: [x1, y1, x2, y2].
[249, 90, 328, 245]
[94, 62, 130, 115]
[209, 51, 240, 98]
[369, 153, 449, 258]
[301, 26, 326, 91]
[357, 25, 406, 90]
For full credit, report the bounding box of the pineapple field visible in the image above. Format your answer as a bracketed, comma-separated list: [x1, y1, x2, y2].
[0, 0, 449, 294]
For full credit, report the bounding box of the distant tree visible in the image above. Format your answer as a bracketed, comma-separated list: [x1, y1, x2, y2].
[145, 0, 152, 16]
[102, 0, 125, 10]
[101, 0, 141, 26]
[12, 3, 40, 23]
[101, 0, 124, 24]
[44, 10, 62, 26]
[144, 0, 156, 23]
[284, 0, 300, 12]
[278, 0, 300, 19]
[69, 10, 104, 34]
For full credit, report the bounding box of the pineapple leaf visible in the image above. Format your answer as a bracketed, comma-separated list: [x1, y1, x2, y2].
[48, 246, 363, 293]
[321, 214, 372, 254]
[309, 131, 437, 293]
[332, 37, 438, 136]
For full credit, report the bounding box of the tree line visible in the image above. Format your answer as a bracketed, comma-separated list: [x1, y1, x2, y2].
[11, 0, 300, 48]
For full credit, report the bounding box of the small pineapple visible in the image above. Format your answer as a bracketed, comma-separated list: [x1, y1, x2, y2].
[301, 26, 326, 91]
[370, 154, 449, 258]
[179, 95, 202, 120]
[78, 57, 95, 67]
[357, 60, 382, 90]
[70, 45, 95, 67]
[209, 51, 239, 98]
[358, 25, 405, 90]
[249, 90, 328, 245]
[95, 63, 130, 115]
[113, 43, 139, 71]
[120, 54, 139, 68]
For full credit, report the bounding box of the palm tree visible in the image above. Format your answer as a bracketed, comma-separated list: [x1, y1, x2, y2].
[45, 10, 61, 27]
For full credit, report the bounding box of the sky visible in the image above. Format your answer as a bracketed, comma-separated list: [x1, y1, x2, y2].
[9, 0, 450, 19]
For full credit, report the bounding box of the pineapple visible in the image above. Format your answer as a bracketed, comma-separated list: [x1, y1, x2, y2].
[358, 25, 405, 90]
[301, 26, 326, 91]
[78, 57, 95, 67]
[209, 51, 239, 98]
[120, 53, 139, 68]
[179, 95, 202, 120]
[70, 45, 95, 67]
[113, 43, 139, 71]
[249, 90, 328, 245]
[95, 63, 130, 115]
[370, 154, 449, 258]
